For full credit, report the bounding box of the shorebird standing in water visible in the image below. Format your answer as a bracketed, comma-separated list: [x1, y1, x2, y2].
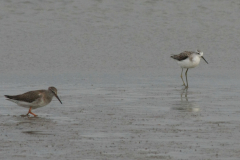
[5, 86, 62, 117]
[171, 50, 208, 88]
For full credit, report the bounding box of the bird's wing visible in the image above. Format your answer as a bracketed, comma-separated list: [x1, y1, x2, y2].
[171, 51, 193, 61]
[4, 90, 44, 103]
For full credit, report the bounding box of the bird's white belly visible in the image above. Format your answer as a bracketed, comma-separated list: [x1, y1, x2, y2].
[8, 98, 49, 109]
[33, 99, 49, 108]
[177, 57, 200, 68]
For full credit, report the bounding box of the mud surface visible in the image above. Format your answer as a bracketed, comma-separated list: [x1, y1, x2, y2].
[1, 0, 240, 160]
[1, 73, 240, 160]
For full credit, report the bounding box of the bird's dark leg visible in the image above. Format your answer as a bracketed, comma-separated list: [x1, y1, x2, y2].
[185, 68, 189, 88]
[181, 68, 186, 86]
[26, 107, 38, 117]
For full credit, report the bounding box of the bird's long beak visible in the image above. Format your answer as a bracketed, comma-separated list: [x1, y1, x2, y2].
[202, 56, 208, 64]
[52, 92, 62, 104]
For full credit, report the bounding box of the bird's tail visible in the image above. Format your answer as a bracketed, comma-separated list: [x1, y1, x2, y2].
[4, 95, 13, 99]
[170, 55, 177, 60]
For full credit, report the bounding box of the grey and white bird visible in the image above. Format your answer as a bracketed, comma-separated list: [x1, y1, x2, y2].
[171, 50, 208, 88]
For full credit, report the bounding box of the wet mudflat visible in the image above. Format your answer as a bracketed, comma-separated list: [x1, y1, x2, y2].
[1, 0, 240, 159]
[1, 72, 240, 160]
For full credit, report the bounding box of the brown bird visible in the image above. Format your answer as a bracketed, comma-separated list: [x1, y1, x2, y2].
[5, 86, 62, 117]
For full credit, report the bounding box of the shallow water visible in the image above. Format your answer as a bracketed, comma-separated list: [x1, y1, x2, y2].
[1, 0, 240, 160]
[1, 72, 240, 160]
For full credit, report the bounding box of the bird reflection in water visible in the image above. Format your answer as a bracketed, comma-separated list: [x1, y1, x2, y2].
[172, 88, 200, 112]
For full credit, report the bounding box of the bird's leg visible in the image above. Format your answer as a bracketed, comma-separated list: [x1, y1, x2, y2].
[185, 68, 189, 88]
[26, 107, 38, 117]
[180, 68, 186, 86]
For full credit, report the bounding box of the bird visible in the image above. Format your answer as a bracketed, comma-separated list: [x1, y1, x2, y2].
[171, 50, 208, 88]
[4, 86, 62, 117]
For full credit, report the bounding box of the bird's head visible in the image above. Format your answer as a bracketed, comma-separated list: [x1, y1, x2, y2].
[196, 50, 208, 64]
[48, 86, 62, 104]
